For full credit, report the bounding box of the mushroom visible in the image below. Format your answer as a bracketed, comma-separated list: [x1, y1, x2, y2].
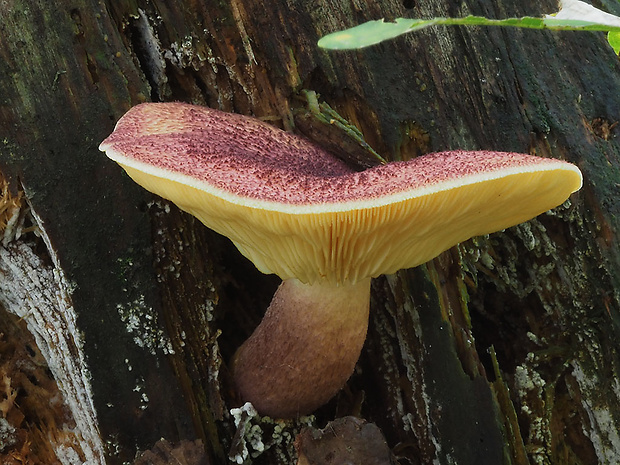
[99, 102, 582, 418]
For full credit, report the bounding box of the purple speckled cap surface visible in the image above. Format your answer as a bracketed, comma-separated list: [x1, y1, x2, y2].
[100, 102, 581, 208]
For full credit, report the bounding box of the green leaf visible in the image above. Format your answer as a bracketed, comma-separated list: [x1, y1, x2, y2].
[609, 31, 620, 55]
[317, 18, 431, 50]
[318, 0, 620, 50]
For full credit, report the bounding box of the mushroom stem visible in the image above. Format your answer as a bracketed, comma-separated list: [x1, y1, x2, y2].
[231, 277, 371, 418]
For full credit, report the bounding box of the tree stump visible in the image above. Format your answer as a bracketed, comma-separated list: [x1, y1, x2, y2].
[0, 0, 619, 464]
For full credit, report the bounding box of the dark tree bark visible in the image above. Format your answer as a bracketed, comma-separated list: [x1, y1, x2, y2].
[0, 0, 619, 464]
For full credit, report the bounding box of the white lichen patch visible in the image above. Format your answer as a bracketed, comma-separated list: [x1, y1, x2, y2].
[0, 417, 16, 451]
[228, 402, 314, 464]
[514, 364, 546, 394]
[513, 363, 550, 465]
[0, 203, 105, 464]
[206, 330, 222, 385]
[132, 378, 150, 411]
[200, 300, 216, 323]
[163, 35, 206, 71]
[571, 361, 620, 464]
[229, 402, 258, 464]
[116, 294, 174, 355]
[515, 221, 538, 252]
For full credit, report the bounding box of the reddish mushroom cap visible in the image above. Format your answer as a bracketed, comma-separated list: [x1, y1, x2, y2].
[100, 102, 582, 284]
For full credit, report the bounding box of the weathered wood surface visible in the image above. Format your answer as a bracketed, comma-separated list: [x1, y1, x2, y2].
[0, 0, 619, 464]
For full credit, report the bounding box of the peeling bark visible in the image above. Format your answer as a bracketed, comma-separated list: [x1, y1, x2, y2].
[0, 199, 105, 463]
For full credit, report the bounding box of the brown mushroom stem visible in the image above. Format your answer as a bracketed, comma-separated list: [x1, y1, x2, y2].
[231, 277, 371, 418]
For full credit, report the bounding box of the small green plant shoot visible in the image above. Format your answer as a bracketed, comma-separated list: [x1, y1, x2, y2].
[318, 0, 620, 55]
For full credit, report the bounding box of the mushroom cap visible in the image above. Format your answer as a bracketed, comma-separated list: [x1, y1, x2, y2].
[100, 102, 582, 284]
